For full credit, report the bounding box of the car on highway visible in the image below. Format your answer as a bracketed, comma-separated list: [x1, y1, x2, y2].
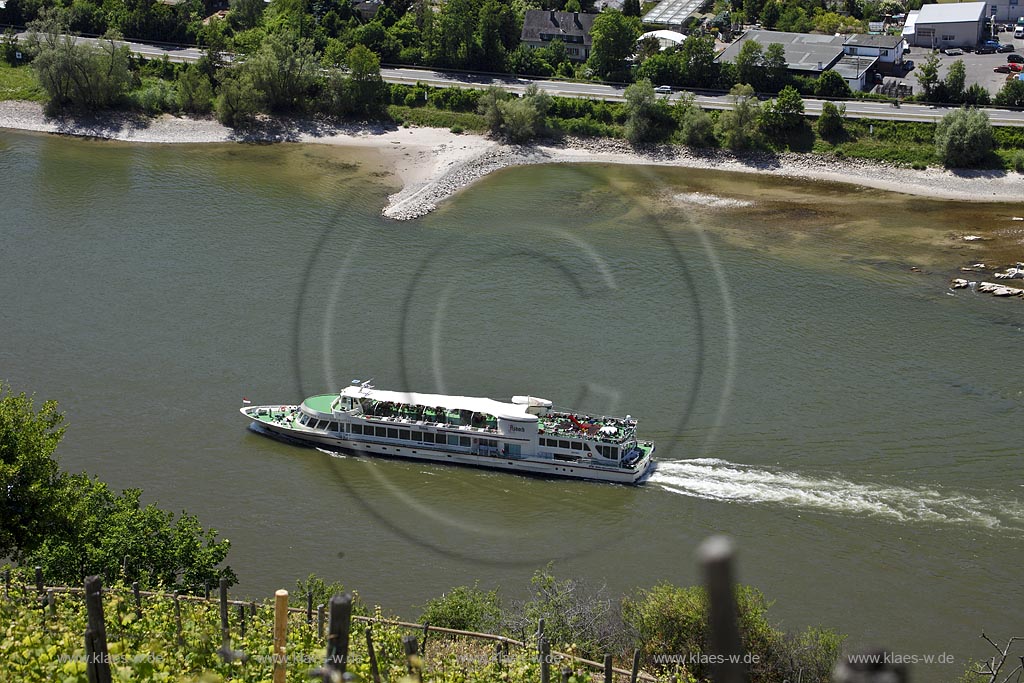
[1008, 53, 1024, 63]
[654, 85, 673, 94]
[943, 47, 964, 55]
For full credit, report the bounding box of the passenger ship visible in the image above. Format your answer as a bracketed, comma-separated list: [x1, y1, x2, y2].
[240, 381, 655, 484]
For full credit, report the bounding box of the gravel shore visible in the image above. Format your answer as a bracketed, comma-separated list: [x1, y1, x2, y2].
[3, 100, 1022, 221]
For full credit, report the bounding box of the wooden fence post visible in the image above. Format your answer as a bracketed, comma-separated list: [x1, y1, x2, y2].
[219, 579, 230, 644]
[84, 575, 112, 683]
[47, 589, 56, 618]
[173, 591, 183, 646]
[604, 653, 613, 683]
[306, 591, 313, 625]
[325, 594, 353, 673]
[540, 637, 551, 683]
[366, 627, 382, 683]
[561, 667, 572, 683]
[699, 536, 748, 683]
[35, 566, 43, 595]
[204, 582, 210, 600]
[132, 582, 142, 621]
[421, 621, 430, 657]
[3, 568, 9, 599]
[317, 603, 325, 639]
[238, 603, 246, 638]
[273, 589, 288, 683]
[630, 649, 641, 683]
[403, 634, 421, 681]
[537, 617, 545, 655]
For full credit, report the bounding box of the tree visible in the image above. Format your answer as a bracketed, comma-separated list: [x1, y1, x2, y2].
[241, 32, 318, 111]
[496, 82, 550, 142]
[673, 93, 715, 147]
[622, 0, 641, 17]
[994, 79, 1024, 108]
[477, 84, 509, 134]
[943, 58, 965, 103]
[817, 100, 845, 139]
[716, 83, 761, 150]
[1, 384, 235, 591]
[762, 42, 788, 92]
[214, 69, 261, 126]
[915, 51, 940, 101]
[963, 83, 991, 106]
[229, 0, 265, 31]
[344, 44, 387, 116]
[760, 84, 803, 134]
[475, 0, 513, 71]
[813, 69, 852, 99]
[680, 34, 718, 88]
[934, 107, 993, 168]
[734, 39, 763, 89]
[0, 383, 66, 559]
[176, 64, 214, 113]
[624, 78, 658, 144]
[587, 10, 641, 80]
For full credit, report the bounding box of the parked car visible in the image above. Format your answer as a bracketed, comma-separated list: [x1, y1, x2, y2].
[1010, 62, 1024, 72]
[943, 47, 964, 55]
[903, 59, 915, 70]
[977, 44, 996, 54]
[999, 43, 1015, 52]
[994, 64, 1011, 73]
[1015, 28, 1024, 39]
[1008, 53, 1024, 63]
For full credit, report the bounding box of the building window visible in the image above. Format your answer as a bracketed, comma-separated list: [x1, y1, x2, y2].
[880, 49, 889, 56]
[941, 34, 955, 40]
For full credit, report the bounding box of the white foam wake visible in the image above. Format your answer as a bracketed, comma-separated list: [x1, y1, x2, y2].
[649, 459, 1024, 531]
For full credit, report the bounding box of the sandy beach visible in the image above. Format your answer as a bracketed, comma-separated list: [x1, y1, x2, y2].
[2, 99, 1023, 222]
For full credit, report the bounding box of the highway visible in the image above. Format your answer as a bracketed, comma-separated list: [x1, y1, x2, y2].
[15, 31, 1024, 126]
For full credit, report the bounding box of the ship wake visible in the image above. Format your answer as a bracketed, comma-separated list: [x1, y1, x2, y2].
[649, 459, 1024, 531]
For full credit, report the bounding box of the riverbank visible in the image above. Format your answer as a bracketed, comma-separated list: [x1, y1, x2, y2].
[3, 100, 1024, 222]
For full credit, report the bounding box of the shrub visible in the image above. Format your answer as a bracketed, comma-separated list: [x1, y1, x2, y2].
[133, 77, 178, 115]
[1012, 151, 1024, 173]
[450, 125, 463, 134]
[934, 107, 993, 168]
[419, 584, 502, 633]
[817, 100, 845, 140]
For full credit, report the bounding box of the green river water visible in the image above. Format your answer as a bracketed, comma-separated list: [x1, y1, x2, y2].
[1, 130, 1022, 679]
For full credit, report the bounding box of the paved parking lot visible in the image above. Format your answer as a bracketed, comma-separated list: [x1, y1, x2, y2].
[890, 30, 1022, 98]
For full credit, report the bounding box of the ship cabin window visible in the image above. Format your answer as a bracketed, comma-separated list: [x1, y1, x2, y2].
[480, 438, 498, 448]
[448, 434, 460, 446]
[327, 421, 339, 432]
[423, 432, 435, 443]
[460, 436, 471, 447]
[387, 428, 398, 439]
[317, 420, 328, 430]
[571, 441, 583, 451]
[400, 429, 410, 440]
[504, 444, 521, 456]
[351, 424, 362, 434]
[375, 427, 387, 437]
[411, 430, 422, 441]
[558, 440, 569, 449]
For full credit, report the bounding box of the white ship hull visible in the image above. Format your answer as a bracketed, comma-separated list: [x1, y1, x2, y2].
[242, 406, 653, 485]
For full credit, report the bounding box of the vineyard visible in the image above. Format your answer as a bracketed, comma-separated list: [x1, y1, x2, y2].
[0, 569, 654, 683]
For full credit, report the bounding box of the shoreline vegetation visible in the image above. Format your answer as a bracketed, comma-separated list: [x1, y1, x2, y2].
[3, 98, 1024, 223]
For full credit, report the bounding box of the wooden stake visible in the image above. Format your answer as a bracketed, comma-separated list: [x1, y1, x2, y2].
[173, 592, 183, 646]
[84, 576, 111, 683]
[238, 603, 246, 637]
[3, 568, 9, 599]
[325, 594, 352, 673]
[132, 582, 142, 621]
[306, 591, 313, 625]
[317, 603, 325, 639]
[604, 654, 613, 683]
[403, 634, 421, 681]
[35, 566, 43, 595]
[219, 579, 229, 644]
[365, 627, 381, 683]
[699, 536, 748, 683]
[630, 649, 641, 683]
[273, 589, 288, 683]
[540, 637, 551, 683]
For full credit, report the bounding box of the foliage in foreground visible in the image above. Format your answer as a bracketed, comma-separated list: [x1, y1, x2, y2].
[0, 383, 234, 592]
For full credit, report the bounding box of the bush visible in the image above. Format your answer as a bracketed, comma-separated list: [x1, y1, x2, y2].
[419, 584, 502, 633]
[817, 100, 845, 140]
[1012, 150, 1024, 173]
[132, 77, 178, 115]
[934, 107, 993, 168]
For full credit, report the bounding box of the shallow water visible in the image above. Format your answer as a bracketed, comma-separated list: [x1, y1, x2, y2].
[2, 130, 1023, 680]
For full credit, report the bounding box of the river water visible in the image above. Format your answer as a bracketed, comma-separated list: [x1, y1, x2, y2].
[2, 130, 1022, 679]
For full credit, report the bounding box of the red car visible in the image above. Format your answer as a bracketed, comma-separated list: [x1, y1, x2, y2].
[1010, 62, 1024, 72]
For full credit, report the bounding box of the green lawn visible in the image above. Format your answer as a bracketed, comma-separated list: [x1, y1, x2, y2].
[0, 62, 45, 102]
